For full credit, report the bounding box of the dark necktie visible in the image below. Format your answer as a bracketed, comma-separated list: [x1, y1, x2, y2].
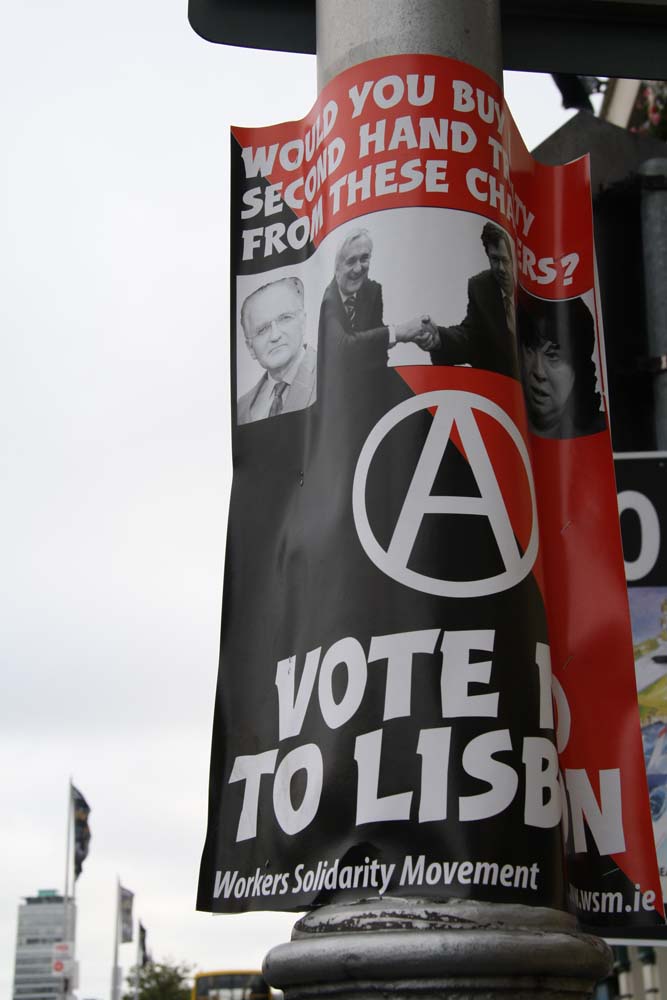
[269, 381, 288, 418]
[344, 294, 358, 331]
[503, 293, 516, 335]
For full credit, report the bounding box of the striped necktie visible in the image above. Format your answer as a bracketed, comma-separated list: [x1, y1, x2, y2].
[503, 293, 516, 336]
[269, 380, 288, 417]
[344, 294, 358, 331]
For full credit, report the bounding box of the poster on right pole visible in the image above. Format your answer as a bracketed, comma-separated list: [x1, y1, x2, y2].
[607, 452, 667, 942]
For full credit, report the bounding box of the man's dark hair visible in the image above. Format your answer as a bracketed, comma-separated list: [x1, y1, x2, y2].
[517, 290, 604, 435]
[480, 221, 512, 258]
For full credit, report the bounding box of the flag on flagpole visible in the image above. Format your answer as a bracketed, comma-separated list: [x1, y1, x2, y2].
[72, 785, 91, 880]
[120, 887, 134, 943]
[138, 923, 150, 966]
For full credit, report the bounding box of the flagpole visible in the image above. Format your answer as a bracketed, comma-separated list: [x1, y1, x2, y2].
[111, 878, 120, 1000]
[64, 779, 72, 908]
[63, 778, 73, 1000]
[133, 920, 140, 1000]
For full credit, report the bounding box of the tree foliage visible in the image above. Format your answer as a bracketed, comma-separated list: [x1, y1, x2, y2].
[629, 81, 667, 141]
[123, 960, 192, 1000]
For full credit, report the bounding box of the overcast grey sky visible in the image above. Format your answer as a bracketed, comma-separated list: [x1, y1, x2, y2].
[1, 2, 590, 997]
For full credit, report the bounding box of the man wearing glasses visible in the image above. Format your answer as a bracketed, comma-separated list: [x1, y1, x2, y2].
[237, 275, 317, 425]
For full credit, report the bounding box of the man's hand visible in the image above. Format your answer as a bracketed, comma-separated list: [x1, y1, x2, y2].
[395, 315, 441, 350]
[414, 316, 441, 351]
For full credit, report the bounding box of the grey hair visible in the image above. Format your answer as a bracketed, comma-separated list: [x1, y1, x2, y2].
[240, 276, 304, 338]
[335, 229, 373, 271]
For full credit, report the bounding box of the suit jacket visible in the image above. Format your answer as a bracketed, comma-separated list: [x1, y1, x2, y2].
[317, 272, 423, 468]
[318, 277, 390, 373]
[237, 345, 317, 425]
[430, 269, 519, 379]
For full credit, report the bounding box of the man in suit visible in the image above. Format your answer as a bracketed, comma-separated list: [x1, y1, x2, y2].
[315, 227, 436, 529]
[318, 228, 432, 372]
[427, 221, 519, 379]
[238, 275, 317, 424]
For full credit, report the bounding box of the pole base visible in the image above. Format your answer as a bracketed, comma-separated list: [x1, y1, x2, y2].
[264, 897, 612, 1000]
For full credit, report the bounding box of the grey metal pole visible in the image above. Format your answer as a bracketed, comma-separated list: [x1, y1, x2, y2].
[638, 946, 661, 1000]
[639, 159, 667, 450]
[264, 3, 612, 997]
[266, 898, 611, 1000]
[316, 0, 502, 91]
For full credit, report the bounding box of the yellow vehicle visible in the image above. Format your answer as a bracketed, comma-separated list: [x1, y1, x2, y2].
[191, 970, 272, 1000]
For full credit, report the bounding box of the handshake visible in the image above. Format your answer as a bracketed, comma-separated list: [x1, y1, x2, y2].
[393, 315, 441, 351]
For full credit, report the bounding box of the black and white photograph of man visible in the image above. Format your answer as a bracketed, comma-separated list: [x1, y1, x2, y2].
[237, 276, 316, 425]
[422, 221, 519, 379]
[235, 210, 580, 421]
[517, 290, 606, 439]
[312, 210, 521, 376]
[318, 228, 434, 370]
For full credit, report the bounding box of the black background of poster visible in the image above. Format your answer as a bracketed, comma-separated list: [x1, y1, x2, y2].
[617, 455, 667, 588]
[197, 135, 567, 916]
[197, 351, 565, 912]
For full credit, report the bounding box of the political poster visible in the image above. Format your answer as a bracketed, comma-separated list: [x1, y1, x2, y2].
[197, 53, 661, 930]
[608, 453, 667, 941]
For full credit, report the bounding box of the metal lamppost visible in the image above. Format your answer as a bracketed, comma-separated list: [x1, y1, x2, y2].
[263, 5, 610, 999]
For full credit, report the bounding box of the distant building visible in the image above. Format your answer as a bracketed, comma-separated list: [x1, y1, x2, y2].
[600, 78, 642, 129]
[12, 890, 76, 1000]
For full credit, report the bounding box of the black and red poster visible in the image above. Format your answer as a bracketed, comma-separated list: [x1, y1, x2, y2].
[197, 54, 661, 931]
[610, 453, 667, 941]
